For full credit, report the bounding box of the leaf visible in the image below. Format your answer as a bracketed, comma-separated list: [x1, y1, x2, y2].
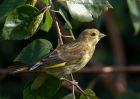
[59, 9, 72, 29]
[66, 0, 112, 22]
[41, 0, 49, 5]
[14, 39, 52, 64]
[1, 5, 41, 40]
[23, 74, 62, 99]
[79, 89, 98, 99]
[127, 0, 140, 34]
[41, 9, 53, 32]
[63, 94, 73, 99]
[26, 0, 37, 6]
[28, 12, 44, 37]
[31, 73, 47, 90]
[0, 0, 26, 16]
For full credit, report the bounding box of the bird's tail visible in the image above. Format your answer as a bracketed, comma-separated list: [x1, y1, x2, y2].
[8, 65, 29, 74]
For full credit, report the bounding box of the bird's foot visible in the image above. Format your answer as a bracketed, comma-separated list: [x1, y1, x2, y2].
[60, 77, 90, 99]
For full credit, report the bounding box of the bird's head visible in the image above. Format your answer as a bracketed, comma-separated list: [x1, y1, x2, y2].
[77, 28, 106, 46]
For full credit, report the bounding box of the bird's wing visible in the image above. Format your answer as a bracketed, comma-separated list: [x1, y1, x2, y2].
[57, 41, 87, 60]
[28, 50, 65, 70]
[30, 41, 87, 70]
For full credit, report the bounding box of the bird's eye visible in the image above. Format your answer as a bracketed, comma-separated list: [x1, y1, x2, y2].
[91, 32, 96, 36]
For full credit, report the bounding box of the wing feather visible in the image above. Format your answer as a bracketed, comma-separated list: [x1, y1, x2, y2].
[30, 41, 87, 70]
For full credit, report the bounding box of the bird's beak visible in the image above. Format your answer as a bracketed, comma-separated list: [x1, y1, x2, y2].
[99, 33, 106, 39]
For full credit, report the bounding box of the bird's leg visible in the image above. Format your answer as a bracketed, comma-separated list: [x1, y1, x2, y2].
[70, 74, 76, 99]
[60, 76, 90, 99]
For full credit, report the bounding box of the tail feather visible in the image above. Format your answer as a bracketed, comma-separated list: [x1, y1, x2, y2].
[8, 65, 29, 74]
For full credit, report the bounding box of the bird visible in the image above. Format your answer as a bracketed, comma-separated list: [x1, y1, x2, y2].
[10, 28, 106, 76]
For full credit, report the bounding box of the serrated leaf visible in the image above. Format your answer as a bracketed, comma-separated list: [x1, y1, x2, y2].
[79, 89, 98, 99]
[0, 0, 26, 16]
[127, 0, 140, 34]
[23, 74, 62, 99]
[14, 39, 52, 64]
[66, 0, 112, 22]
[41, 9, 53, 32]
[1, 5, 41, 40]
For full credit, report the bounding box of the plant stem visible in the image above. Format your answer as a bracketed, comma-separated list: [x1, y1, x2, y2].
[60, 77, 90, 99]
[49, 0, 63, 46]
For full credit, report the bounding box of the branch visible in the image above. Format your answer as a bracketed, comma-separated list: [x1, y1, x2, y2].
[0, 65, 140, 75]
[78, 65, 140, 73]
[0, 69, 11, 75]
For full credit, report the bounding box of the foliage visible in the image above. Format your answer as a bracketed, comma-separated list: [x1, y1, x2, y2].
[0, 0, 140, 99]
[14, 39, 52, 64]
[65, 0, 112, 22]
[0, 0, 112, 98]
[23, 74, 61, 99]
[127, 0, 140, 34]
[1, 5, 41, 40]
[79, 89, 98, 99]
[0, 0, 26, 16]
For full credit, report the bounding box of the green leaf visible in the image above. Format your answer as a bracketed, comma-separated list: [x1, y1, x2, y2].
[26, 0, 37, 6]
[1, 5, 41, 40]
[127, 0, 140, 34]
[14, 39, 52, 64]
[59, 9, 72, 29]
[41, 9, 53, 32]
[79, 89, 98, 99]
[66, 0, 112, 22]
[41, 0, 49, 5]
[23, 74, 62, 99]
[0, 0, 26, 16]
[31, 73, 47, 90]
[28, 12, 44, 36]
[63, 94, 73, 99]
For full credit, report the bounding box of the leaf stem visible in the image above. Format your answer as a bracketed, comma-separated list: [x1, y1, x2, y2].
[49, 0, 63, 46]
[69, 29, 75, 40]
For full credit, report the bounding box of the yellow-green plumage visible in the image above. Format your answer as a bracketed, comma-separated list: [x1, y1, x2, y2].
[11, 29, 105, 76]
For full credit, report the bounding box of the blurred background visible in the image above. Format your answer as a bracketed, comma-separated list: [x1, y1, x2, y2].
[0, 0, 140, 99]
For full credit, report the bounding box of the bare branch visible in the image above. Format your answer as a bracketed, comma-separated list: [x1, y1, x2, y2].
[78, 66, 140, 73]
[0, 65, 140, 75]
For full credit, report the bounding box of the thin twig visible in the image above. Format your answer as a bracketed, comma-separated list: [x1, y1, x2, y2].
[78, 66, 140, 73]
[49, 8, 59, 13]
[49, 0, 63, 46]
[69, 29, 75, 40]
[61, 34, 74, 38]
[60, 77, 90, 99]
